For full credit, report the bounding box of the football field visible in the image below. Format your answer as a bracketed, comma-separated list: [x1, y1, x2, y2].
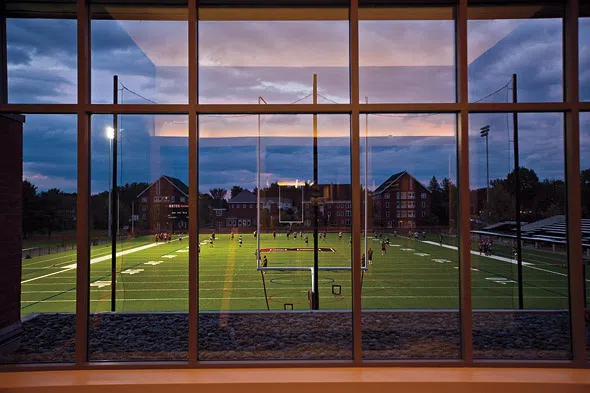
[20, 232, 583, 315]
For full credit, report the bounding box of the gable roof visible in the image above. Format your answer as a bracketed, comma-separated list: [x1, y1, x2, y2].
[374, 171, 431, 195]
[228, 189, 256, 203]
[137, 175, 189, 198]
[374, 171, 406, 195]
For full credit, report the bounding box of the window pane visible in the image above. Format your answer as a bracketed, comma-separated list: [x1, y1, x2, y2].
[89, 114, 188, 361]
[581, 8, 590, 101]
[470, 113, 570, 360]
[198, 9, 349, 104]
[468, 4, 563, 103]
[581, 112, 590, 361]
[90, 2, 188, 104]
[5, 1, 77, 103]
[361, 113, 460, 359]
[0, 114, 77, 364]
[198, 114, 352, 360]
[359, 7, 456, 103]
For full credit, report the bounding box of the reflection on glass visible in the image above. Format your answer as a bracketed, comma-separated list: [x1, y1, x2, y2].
[360, 113, 460, 360]
[6, 2, 77, 103]
[198, 9, 349, 104]
[90, 2, 188, 104]
[359, 7, 456, 103]
[468, 5, 563, 103]
[470, 113, 570, 359]
[0, 114, 77, 364]
[89, 114, 188, 361]
[581, 15, 590, 101]
[198, 114, 352, 360]
[581, 113, 590, 361]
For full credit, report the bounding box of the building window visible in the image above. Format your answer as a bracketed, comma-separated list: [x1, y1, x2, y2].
[180, 196, 186, 203]
[408, 201, 415, 208]
[421, 193, 427, 199]
[384, 193, 390, 199]
[422, 202, 426, 208]
[141, 197, 147, 203]
[386, 211, 390, 218]
[400, 192, 407, 199]
[408, 192, 415, 199]
[243, 204, 246, 208]
[216, 210, 222, 216]
[385, 202, 390, 208]
[421, 211, 426, 217]
[171, 196, 175, 203]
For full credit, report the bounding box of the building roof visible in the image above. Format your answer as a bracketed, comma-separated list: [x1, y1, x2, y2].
[373, 171, 406, 195]
[374, 171, 430, 195]
[228, 189, 256, 203]
[137, 175, 189, 198]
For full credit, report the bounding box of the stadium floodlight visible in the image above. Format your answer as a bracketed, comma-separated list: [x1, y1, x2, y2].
[480, 125, 491, 205]
[106, 126, 115, 140]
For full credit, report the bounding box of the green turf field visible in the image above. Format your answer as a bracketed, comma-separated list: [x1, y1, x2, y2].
[20, 231, 585, 315]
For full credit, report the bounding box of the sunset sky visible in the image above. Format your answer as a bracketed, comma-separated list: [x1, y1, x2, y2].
[6, 7, 590, 194]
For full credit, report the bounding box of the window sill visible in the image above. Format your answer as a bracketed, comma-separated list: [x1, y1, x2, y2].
[1, 367, 589, 393]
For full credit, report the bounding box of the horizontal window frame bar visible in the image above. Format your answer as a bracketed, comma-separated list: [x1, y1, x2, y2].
[0, 102, 582, 115]
[1, 359, 582, 371]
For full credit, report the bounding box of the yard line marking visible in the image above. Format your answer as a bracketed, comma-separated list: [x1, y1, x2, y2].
[21, 242, 163, 284]
[401, 248, 414, 251]
[22, 285, 570, 294]
[485, 277, 517, 285]
[414, 253, 429, 257]
[121, 268, 144, 275]
[21, 294, 570, 304]
[422, 240, 589, 282]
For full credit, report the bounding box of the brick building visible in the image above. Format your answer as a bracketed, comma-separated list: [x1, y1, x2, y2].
[136, 176, 188, 233]
[373, 171, 431, 230]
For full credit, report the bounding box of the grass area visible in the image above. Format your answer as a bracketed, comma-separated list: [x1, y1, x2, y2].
[19, 231, 581, 315]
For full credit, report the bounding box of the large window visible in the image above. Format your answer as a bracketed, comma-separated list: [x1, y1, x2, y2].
[0, 0, 588, 369]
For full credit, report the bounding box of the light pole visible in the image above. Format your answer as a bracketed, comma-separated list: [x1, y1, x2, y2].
[480, 125, 490, 204]
[106, 126, 115, 239]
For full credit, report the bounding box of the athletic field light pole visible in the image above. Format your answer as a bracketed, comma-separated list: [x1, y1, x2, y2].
[512, 73, 524, 310]
[312, 73, 319, 310]
[110, 74, 119, 312]
[480, 125, 490, 205]
[106, 126, 114, 240]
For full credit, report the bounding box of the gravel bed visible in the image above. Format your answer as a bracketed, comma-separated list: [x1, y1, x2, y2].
[1, 311, 586, 363]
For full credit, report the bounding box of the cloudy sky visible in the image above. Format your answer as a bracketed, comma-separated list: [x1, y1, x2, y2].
[6, 8, 590, 196]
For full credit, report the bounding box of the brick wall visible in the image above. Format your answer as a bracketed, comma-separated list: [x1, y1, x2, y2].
[0, 114, 24, 335]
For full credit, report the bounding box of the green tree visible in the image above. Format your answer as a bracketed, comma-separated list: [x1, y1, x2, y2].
[230, 185, 244, 199]
[22, 180, 40, 238]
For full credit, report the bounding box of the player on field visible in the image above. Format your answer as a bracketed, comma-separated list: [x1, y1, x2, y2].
[368, 247, 373, 265]
[294, 231, 298, 239]
[273, 230, 276, 240]
[338, 231, 342, 240]
[231, 232, 234, 240]
[361, 253, 366, 268]
[239, 235, 243, 247]
[305, 235, 309, 246]
[208, 236, 214, 247]
[212, 231, 216, 241]
[439, 233, 443, 246]
[381, 241, 387, 255]
[263, 255, 268, 268]
[253, 230, 257, 238]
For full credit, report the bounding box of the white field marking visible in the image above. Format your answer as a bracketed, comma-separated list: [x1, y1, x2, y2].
[162, 255, 177, 259]
[21, 294, 569, 304]
[433, 259, 452, 263]
[23, 278, 567, 287]
[472, 268, 480, 272]
[21, 242, 163, 284]
[122, 269, 144, 275]
[90, 281, 111, 288]
[401, 248, 415, 251]
[21, 241, 152, 267]
[414, 253, 429, 257]
[422, 240, 590, 282]
[144, 261, 163, 266]
[176, 249, 189, 253]
[200, 241, 208, 245]
[486, 277, 517, 285]
[22, 286, 570, 294]
[389, 244, 401, 247]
